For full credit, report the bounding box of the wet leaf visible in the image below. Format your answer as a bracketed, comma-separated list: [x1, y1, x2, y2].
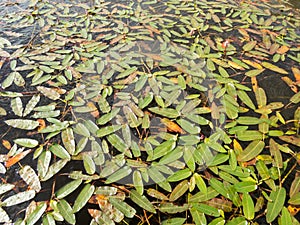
[73, 184, 95, 213]
[11, 97, 23, 117]
[109, 197, 136, 218]
[3, 190, 36, 206]
[49, 144, 70, 160]
[23, 95, 40, 117]
[237, 140, 265, 162]
[0, 207, 10, 223]
[159, 203, 189, 214]
[261, 62, 288, 74]
[191, 203, 220, 217]
[56, 179, 82, 199]
[130, 190, 156, 213]
[105, 166, 132, 184]
[161, 218, 186, 225]
[57, 199, 76, 224]
[25, 201, 47, 225]
[41, 159, 69, 181]
[19, 165, 41, 192]
[14, 138, 39, 148]
[37, 86, 61, 100]
[169, 180, 189, 201]
[5, 119, 39, 130]
[148, 107, 180, 118]
[266, 187, 286, 223]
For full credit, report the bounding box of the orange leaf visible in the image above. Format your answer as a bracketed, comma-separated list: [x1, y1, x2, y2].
[292, 67, 300, 83]
[5, 149, 32, 167]
[161, 118, 185, 134]
[288, 205, 300, 216]
[2, 140, 11, 150]
[37, 119, 46, 132]
[276, 45, 290, 54]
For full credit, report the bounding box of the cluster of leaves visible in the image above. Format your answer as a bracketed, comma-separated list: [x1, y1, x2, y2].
[0, 0, 300, 224]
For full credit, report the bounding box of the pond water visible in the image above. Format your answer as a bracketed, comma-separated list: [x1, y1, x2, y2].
[0, 0, 300, 225]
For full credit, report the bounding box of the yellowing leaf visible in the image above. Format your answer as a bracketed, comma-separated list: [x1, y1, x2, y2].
[261, 62, 288, 74]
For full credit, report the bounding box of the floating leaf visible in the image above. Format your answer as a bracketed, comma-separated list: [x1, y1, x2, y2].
[266, 187, 286, 223]
[25, 201, 47, 225]
[61, 128, 75, 155]
[19, 165, 41, 192]
[237, 140, 265, 162]
[0, 207, 10, 223]
[5, 119, 39, 130]
[57, 199, 76, 224]
[72, 184, 95, 213]
[105, 166, 132, 184]
[56, 179, 82, 199]
[261, 62, 288, 74]
[49, 144, 70, 160]
[41, 159, 69, 181]
[130, 190, 156, 214]
[37, 86, 60, 100]
[3, 190, 36, 206]
[169, 180, 189, 202]
[11, 97, 23, 117]
[23, 95, 40, 117]
[148, 107, 180, 118]
[161, 218, 186, 225]
[109, 197, 136, 218]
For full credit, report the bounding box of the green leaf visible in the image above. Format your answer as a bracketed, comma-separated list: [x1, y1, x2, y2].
[237, 90, 256, 110]
[96, 125, 122, 137]
[167, 168, 192, 182]
[3, 190, 35, 206]
[130, 190, 156, 213]
[226, 217, 247, 225]
[150, 139, 176, 160]
[261, 61, 288, 74]
[49, 144, 71, 160]
[61, 128, 75, 155]
[159, 203, 189, 214]
[42, 213, 56, 225]
[208, 217, 225, 225]
[288, 192, 300, 205]
[133, 170, 144, 195]
[209, 178, 230, 199]
[191, 203, 220, 217]
[280, 207, 293, 225]
[236, 116, 262, 125]
[57, 199, 76, 224]
[161, 218, 186, 225]
[148, 107, 180, 118]
[83, 153, 96, 175]
[25, 201, 47, 225]
[169, 180, 189, 201]
[236, 130, 264, 141]
[13, 138, 39, 148]
[243, 40, 257, 51]
[189, 187, 219, 203]
[41, 159, 69, 181]
[5, 119, 39, 130]
[242, 193, 255, 220]
[266, 187, 286, 223]
[105, 166, 132, 184]
[237, 140, 265, 162]
[56, 179, 82, 199]
[72, 184, 95, 213]
[290, 91, 300, 104]
[109, 197, 136, 218]
[190, 207, 206, 225]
